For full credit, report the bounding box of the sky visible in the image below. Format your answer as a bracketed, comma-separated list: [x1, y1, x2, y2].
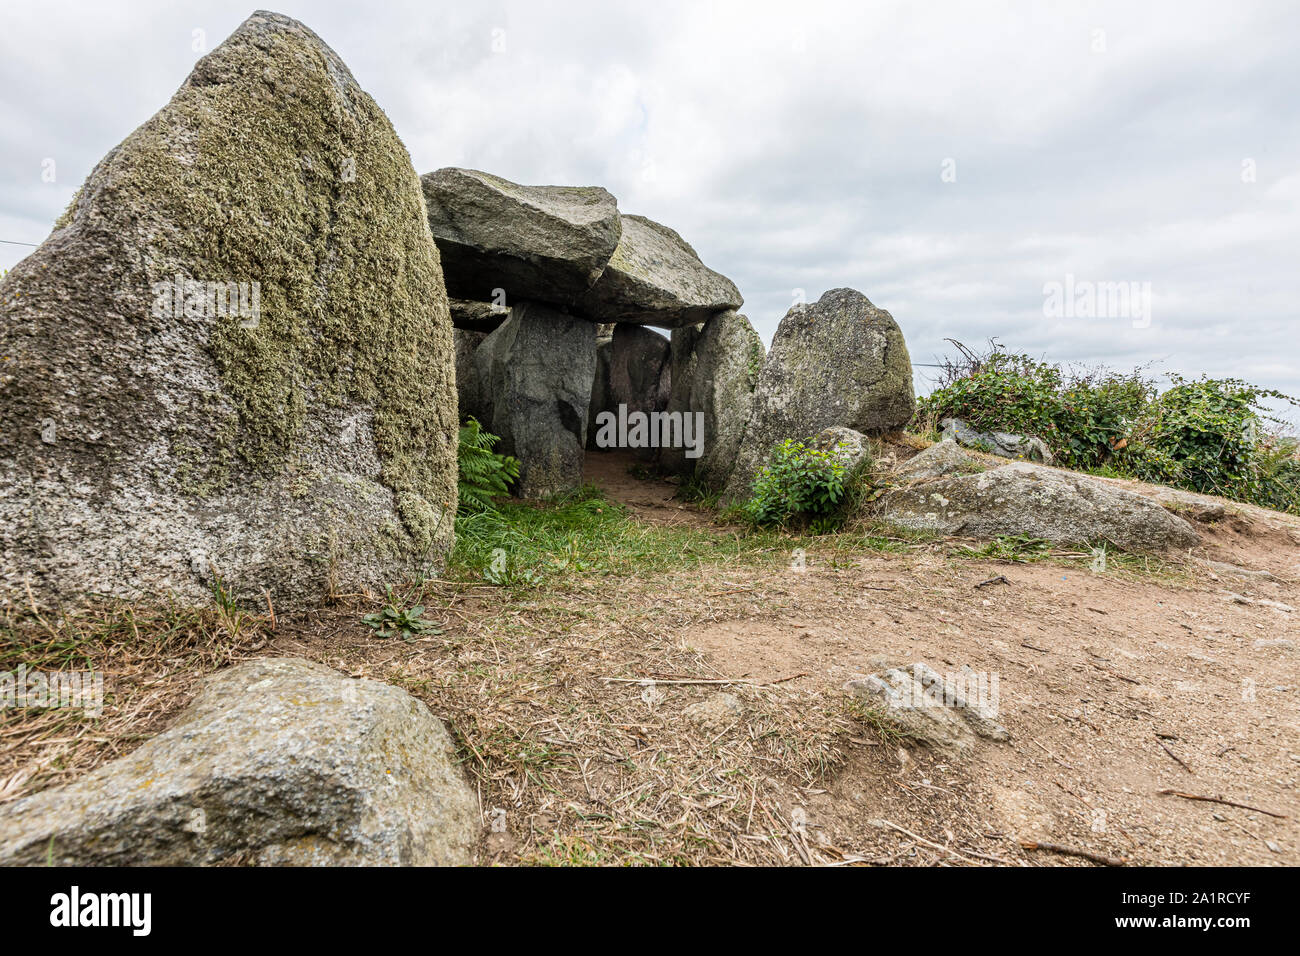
[2, 0, 1297, 414]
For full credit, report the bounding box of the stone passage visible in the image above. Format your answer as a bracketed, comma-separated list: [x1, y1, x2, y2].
[431, 167, 750, 496]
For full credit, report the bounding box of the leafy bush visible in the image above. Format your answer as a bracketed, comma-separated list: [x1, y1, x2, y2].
[915, 345, 1150, 469]
[1121, 375, 1299, 507]
[743, 439, 852, 529]
[457, 417, 519, 513]
[917, 343, 1300, 514]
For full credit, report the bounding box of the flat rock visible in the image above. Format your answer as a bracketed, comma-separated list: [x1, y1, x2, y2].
[0, 659, 477, 866]
[422, 168, 621, 306]
[0, 11, 458, 610]
[847, 662, 1009, 755]
[879, 461, 1201, 552]
[940, 417, 1054, 464]
[894, 441, 984, 481]
[724, 289, 914, 501]
[577, 214, 741, 327]
[449, 297, 510, 332]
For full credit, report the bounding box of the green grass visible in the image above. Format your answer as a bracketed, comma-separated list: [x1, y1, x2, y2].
[951, 534, 1052, 563]
[447, 485, 918, 589]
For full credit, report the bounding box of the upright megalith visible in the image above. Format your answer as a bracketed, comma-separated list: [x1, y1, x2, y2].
[474, 303, 597, 499]
[660, 311, 765, 487]
[0, 11, 459, 609]
[724, 289, 914, 502]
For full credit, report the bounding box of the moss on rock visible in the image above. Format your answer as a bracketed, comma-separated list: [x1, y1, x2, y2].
[0, 11, 458, 607]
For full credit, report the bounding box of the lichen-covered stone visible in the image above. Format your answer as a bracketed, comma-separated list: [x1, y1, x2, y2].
[586, 324, 671, 457]
[660, 310, 764, 487]
[893, 441, 985, 481]
[577, 214, 742, 327]
[474, 302, 596, 499]
[0, 658, 477, 866]
[940, 417, 1054, 464]
[811, 426, 873, 475]
[878, 461, 1201, 552]
[724, 289, 914, 502]
[422, 168, 621, 306]
[846, 662, 1010, 755]
[0, 11, 458, 609]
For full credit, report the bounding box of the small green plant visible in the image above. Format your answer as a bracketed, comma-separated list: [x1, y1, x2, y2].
[744, 439, 852, 530]
[481, 547, 538, 586]
[953, 534, 1052, 562]
[457, 417, 519, 513]
[361, 601, 441, 641]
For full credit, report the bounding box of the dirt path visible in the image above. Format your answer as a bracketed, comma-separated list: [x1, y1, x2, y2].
[585, 453, 1300, 865]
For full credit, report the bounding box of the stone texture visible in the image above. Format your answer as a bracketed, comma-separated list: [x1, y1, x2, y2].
[449, 297, 509, 332]
[474, 302, 596, 499]
[846, 662, 1010, 755]
[453, 329, 488, 424]
[811, 426, 873, 475]
[586, 324, 671, 457]
[681, 693, 744, 732]
[0, 658, 476, 866]
[0, 11, 458, 610]
[577, 214, 742, 327]
[422, 167, 621, 306]
[724, 289, 914, 502]
[940, 417, 1054, 464]
[879, 461, 1201, 552]
[893, 441, 984, 482]
[660, 310, 765, 488]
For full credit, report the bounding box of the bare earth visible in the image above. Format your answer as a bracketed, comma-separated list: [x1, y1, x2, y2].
[583, 450, 1300, 865]
[3, 449, 1297, 866]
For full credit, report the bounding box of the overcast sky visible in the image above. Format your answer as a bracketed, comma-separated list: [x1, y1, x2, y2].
[2, 0, 1297, 414]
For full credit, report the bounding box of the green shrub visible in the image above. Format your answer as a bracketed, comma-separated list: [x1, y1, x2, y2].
[915, 347, 1151, 469]
[457, 417, 519, 513]
[743, 439, 853, 529]
[917, 343, 1300, 514]
[1121, 375, 1298, 506]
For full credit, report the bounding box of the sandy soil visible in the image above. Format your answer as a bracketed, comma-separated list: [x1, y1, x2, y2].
[588, 452, 1300, 866]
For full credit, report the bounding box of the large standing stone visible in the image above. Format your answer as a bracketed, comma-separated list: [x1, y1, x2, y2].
[475, 302, 596, 498]
[724, 289, 914, 502]
[661, 311, 764, 488]
[586, 325, 671, 457]
[878, 461, 1201, 552]
[0, 12, 458, 610]
[422, 168, 622, 306]
[577, 214, 742, 327]
[0, 659, 477, 866]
